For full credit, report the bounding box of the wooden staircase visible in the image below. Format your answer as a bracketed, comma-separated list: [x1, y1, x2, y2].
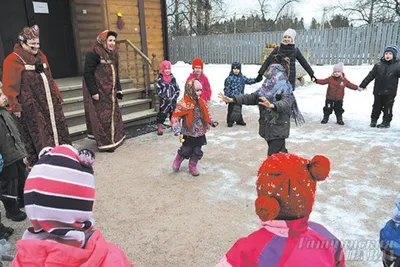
[57, 76, 157, 139]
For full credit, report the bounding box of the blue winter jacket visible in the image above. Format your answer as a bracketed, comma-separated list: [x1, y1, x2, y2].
[380, 220, 400, 256]
[223, 73, 257, 98]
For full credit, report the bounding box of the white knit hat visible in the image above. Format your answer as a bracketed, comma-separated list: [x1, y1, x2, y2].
[283, 28, 296, 43]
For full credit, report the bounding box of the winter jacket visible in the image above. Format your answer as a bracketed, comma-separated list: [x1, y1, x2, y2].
[360, 58, 400, 96]
[157, 73, 180, 113]
[380, 220, 400, 256]
[258, 44, 314, 89]
[223, 73, 257, 97]
[316, 74, 358, 101]
[234, 91, 293, 141]
[0, 107, 26, 168]
[216, 216, 345, 267]
[172, 102, 214, 137]
[186, 73, 212, 102]
[11, 230, 134, 267]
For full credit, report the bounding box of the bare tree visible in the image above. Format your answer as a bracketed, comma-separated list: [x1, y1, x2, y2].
[255, 0, 301, 30]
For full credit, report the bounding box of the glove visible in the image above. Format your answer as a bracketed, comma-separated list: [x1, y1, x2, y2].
[116, 91, 124, 100]
[255, 74, 263, 83]
[310, 75, 317, 82]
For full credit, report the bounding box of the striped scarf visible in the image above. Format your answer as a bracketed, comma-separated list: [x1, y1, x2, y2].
[23, 145, 96, 248]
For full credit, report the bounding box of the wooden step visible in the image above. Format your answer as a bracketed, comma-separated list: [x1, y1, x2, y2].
[58, 78, 134, 99]
[69, 109, 157, 136]
[61, 88, 146, 112]
[64, 98, 152, 127]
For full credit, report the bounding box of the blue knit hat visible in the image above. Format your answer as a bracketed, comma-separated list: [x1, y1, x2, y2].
[392, 197, 400, 224]
[384, 45, 398, 59]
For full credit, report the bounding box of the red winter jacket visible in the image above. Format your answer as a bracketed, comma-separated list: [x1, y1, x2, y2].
[316, 74, 358, 101]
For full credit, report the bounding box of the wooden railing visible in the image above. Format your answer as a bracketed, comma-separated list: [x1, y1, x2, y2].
[116, 39, 160, 99]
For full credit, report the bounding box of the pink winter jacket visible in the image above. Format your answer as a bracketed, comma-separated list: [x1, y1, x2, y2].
[11, 230, 134, 267]
[216, 216, 345, 267]
[186, 73, 212, 102]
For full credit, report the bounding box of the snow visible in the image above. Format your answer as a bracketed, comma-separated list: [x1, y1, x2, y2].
[171, 62, 400, 266]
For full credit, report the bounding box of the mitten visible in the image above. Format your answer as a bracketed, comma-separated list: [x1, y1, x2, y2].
[255, 74, 263, 83]
[116, 91, 123, 100]
[0, 239, 14, 263]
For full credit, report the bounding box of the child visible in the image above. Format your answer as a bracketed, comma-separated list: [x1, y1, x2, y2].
[216, 152, 345, 267]
[171, 79, 218, 176]
[379, 196, 400, 267]
[223, 61, 257, 127]
[316, 62, 359, 125]
[219, 55, 303, 156]
[186, 58, 212, 103]
[156, 60, 180, 135]
[0, 153, 14, 240]
[11, 145, 134, 267]
[0, 90, 27, 222]
[257, 28, 316, 89]
[359, 45, 400, 128]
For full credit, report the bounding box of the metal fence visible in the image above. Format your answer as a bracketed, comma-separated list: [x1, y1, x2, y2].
[169, 23, 400, 65]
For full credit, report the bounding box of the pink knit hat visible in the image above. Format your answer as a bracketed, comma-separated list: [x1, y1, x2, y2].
[333, 62, 344, 73]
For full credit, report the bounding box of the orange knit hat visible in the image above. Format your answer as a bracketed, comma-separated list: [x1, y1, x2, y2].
[192, 58, 204, 69]
[255, 153, 330, 221]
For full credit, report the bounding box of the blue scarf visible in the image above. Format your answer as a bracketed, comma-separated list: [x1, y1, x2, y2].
[257, 64, 305, 126]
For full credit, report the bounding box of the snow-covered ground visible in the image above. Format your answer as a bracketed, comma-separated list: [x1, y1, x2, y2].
[171, 62, 400, 266]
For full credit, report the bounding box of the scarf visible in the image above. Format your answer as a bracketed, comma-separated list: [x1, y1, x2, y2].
[92, 30, 118, 62]
[258, 64, 305, 126]
[173, 79, 211, 131]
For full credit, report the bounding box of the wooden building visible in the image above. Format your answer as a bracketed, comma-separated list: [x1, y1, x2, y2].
[0, 0, 168, 137]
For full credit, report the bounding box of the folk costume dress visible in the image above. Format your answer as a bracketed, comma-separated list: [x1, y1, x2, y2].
[2, 25, 71, 166]
[83, 30, 125, 152]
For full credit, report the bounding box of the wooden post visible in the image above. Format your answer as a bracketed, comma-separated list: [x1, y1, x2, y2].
[151, 53, 160, 112]
[138, 0, 151, 94]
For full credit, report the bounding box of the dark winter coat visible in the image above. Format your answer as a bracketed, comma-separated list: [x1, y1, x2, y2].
[360, 58, 400, 96]
[316, 74, 359, 101]
[157, 74, 180, 113]
[234, 92, 294, 141]
[258, 44, 314, 89]
[0, 107, 26, 168]
[84, 51, 122, 96]
[223, 73, 257, 97]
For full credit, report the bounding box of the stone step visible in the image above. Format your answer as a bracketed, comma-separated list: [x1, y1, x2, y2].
[58, 78, 134, 99]
[69, 109, 157, 137]
[65, 98, 152, 128]
[61, 88, 146, 113]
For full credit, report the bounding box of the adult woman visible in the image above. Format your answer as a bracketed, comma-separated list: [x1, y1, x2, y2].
[2, 25, 71, 167]
[257, 28, 316, 89]
[83, 30, 125, 152]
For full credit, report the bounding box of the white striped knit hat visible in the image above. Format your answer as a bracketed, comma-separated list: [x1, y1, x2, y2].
[24, 145, 96, 247]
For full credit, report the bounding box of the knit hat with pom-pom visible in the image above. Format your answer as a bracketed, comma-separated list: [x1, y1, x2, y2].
[24, 145, 96, 248]
[255, 153, 330, 221]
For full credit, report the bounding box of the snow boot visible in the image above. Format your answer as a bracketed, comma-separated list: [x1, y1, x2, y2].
[157, 124, 164, 135]
[227, 122, 234, 127]
[377, 121, 390, 128]
[236, 121, 247, 126]
[321, 115, 329, 124]
[2, 200, 27, 222]
[189, 159, 199, 176]
[370, 120, 377, 127]
[336, 115, 344, 125]
[172, 154, 184, 172]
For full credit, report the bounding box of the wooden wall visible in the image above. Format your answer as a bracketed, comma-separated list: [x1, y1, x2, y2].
[70, 0, 165, 86]
[70, 0, 107, 74]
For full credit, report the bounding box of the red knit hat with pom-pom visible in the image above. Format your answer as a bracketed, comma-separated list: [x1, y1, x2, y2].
[255, 153, 330, 221]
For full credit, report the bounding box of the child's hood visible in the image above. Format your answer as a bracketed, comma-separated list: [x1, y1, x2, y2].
[12, 230, 131, 267]
[266, 64, 286, 79]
